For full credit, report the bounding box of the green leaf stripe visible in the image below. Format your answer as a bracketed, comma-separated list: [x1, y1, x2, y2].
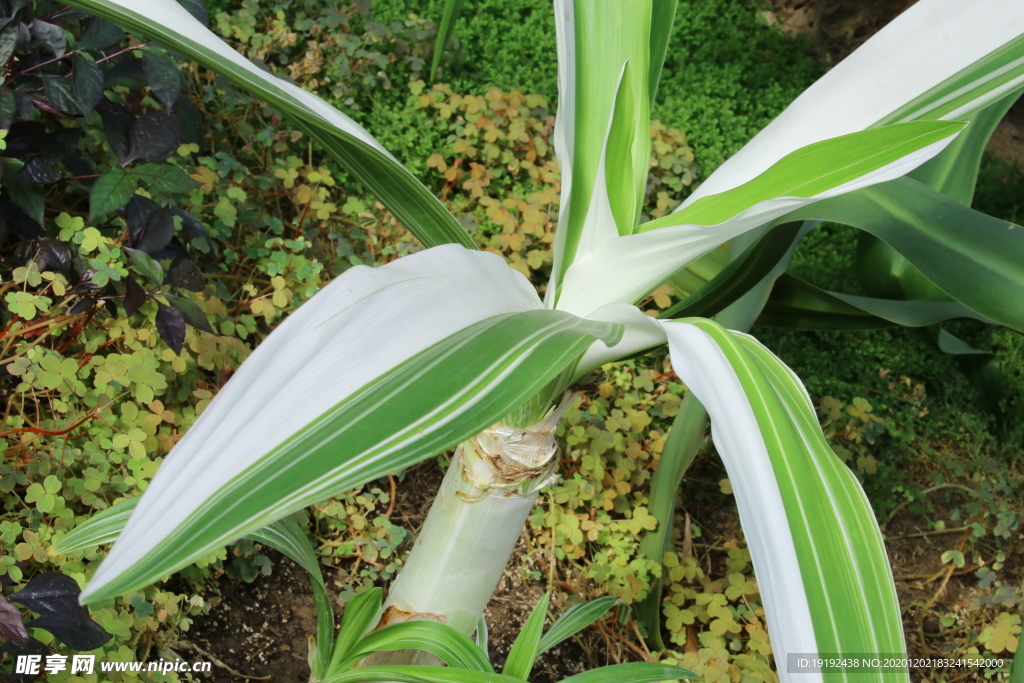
[248, 517, 335, 678]
[879, 33, 1024, 125]
[430, 0, 467, 80]
[329, 588, 383, 674]
[502, 591, 549, 680]
[324, 665, 520, 683]
[342, 621, 494, 673]
[65, 0, 474, 250]
[645, 121, 963, 230]
[53, 498, 140, 553]
[668, 319, 906, 681]
[56, 501, 337, 678]
[83, 310, 621, 603]
[560, 662, 700, 683]
[537, 596, 619, 655]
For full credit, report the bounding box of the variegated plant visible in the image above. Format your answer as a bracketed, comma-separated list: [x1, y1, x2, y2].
[56, 0, 1024, 681]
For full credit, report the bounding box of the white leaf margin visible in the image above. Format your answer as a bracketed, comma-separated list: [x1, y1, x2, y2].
[85, 245, 543, 597]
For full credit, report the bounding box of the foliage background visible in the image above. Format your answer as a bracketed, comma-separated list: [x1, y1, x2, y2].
[0, 0, 1020, 680]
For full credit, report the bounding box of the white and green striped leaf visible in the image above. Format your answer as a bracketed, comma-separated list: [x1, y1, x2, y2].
[341, 621, 494, 673]
[560, 663, 700, 683]
[63, 0, 474, 250]
[502, 592, 550, 680]
[554, 0, 1024, 314]
[52, 497, 139, 553]
[329, 588, 384, 674]
[56, 500, 337, 677]
[248, 517, 336, 678]
[81, 246, 621, 603]
[536, 596, 619, 655]
[555, 121, 962, 316]
[548, 0, 651, 303]
[684, 0, 1024, 206]
[662, 319, 905, 682]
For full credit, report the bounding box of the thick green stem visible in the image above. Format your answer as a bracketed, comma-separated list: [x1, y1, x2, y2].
[366, 393, 578, 662]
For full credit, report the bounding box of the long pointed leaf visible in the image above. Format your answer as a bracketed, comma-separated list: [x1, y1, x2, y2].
[908, 87, 1023, 205]
[785, 176, 1024, 332]
[323, 665, 519, 683]
[536, 597, 618, 655]
[662, 319, 906, 682]
[682, 0, 1024, 206]
[53, 498, 140, 553]
[248, 517, 335, 678]
[548, 0, 651, 300]
[329, 588, 383, 674]
[758, 273, 991, 331]
[82, 247, 620, 603]
[64, 0, 474, 250]
[647, 0, 678, 105]
[560, 663, 700, 683]
[501, 592, 549, 680]
[55, 501, 336, 678]
[430, 0, 467, 81]
[659, 222, 804, 319]
[556, 121, 961, 315]
[342, 621, 494, 673]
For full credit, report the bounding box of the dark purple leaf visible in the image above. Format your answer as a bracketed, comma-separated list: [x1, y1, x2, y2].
[78, 17, 123, 51]
[39, 128, 82, 161]
[125, 111, 181, 163]
[29, 20, 66, 58]
[148, 237, 189, 262]
[8, 575, 101, 637]
[14, 20, 29, 51]
[14, 89, 35, 120]
[67, 297, 96, 315]
[172, 207, 210, 244]
[3, 121, 47, 158]
[29, 612, 111, 651]
[156, 303, 185, 355]
[99, 104, 133, 164]
[40, 76, 81, 116]
[31, 98, 75, 119]
[174, 95, 205, 146]
[103, 56, 146, 89]
[0, 596, 27, 646]
[133, 206, 176, 254]
[142, 48, 181, 109]
[73, 53, 105, 115]
[0, 24, 18, 70]
[63, 153, 94, 181]
[164, 256, 205, 292]
[73, 270, 103, 294]
[0, 200, 42, 239]
[25, 237, 71, 273]
[122, 276, 146, 316]
[1, 159, 44, 224]
[0, 86, 16, 127]
[16, 155, 62, 183]
[166, 294, 213, 333]
[126, 194, 157, 233]
[0, 636, 48, 680]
